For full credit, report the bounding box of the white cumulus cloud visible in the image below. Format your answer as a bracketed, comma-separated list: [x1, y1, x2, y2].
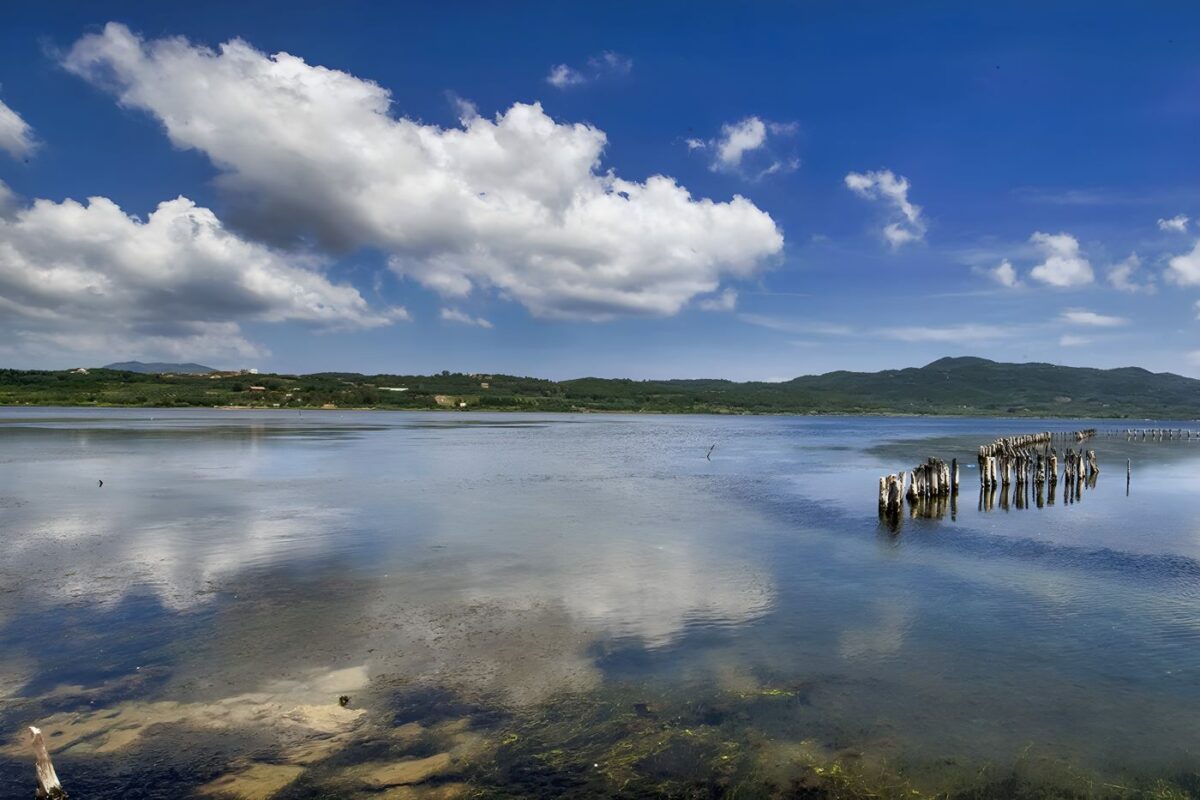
[65, 25, 780, 321]
[1108, 253, 1155, 294]
[1060, 308, 1127, 327]
[844, 169, 925, 248]
[1028, 232, 1093, 287]
[588, 51, 633, 75]
[0, 99, 36, 159]
[546, 64, 586, 88]
[987, 259, 1021, 288]
[689, 116, 799, 179]
[0, 194, 402, 362]
[1165, 240, 1200, 286]
[1158, 214, 1188, 233]
[440, 308, 493, 328]
[716, 117, 767, 169]
[697, 288, 737, 312]
[0, 179, 16, 216]
[546, 51, 632, 89]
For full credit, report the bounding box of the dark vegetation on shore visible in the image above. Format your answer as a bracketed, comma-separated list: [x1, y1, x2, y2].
[1, 357, 1198, 418]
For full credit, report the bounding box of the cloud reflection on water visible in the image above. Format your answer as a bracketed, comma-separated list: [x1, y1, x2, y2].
[0, 412, 777, 705]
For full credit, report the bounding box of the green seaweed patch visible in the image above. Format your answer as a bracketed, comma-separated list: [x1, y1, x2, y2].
[463, 685, 1200, 800]
[741, 687, 797, 698]
[472, 690, 742, 796]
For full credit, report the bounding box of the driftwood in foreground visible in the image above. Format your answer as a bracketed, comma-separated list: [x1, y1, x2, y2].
[29, 726, 67, 799]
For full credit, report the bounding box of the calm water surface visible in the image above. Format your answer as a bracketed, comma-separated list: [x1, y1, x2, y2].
[1, 408, 1198, 797]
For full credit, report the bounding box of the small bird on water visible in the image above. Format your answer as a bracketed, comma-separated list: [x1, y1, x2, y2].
[98, 479, 103, 487]
[706, 443, 716, 460]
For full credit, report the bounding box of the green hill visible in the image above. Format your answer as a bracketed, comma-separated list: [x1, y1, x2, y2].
[0, 357, 1196, 418]
[102, 361, 217, 374]
[779, 356, 1198, 417]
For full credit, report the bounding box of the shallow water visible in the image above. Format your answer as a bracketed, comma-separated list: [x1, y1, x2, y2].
[1, 408, 1198, 797]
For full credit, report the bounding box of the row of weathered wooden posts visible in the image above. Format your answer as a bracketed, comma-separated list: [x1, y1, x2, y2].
[976, 430, 1098, 491]
[878, 429, 1100, 518]
[877, 457, 959, 515]
[1115, 428, 1198, 440]
[877, 419, 1200, 521]
[875, 418, 1200, 524]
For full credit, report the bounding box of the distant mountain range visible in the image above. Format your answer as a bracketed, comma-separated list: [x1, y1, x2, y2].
[0, 356, 1196, 417]
[779, 356, 1199, 417]
[557, 356, 1200, 417]
[101, 361, 217, 374]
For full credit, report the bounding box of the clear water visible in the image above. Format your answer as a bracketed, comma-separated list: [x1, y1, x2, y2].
[1, 408, 1198, 797]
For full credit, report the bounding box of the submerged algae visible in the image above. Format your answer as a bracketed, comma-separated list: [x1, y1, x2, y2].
[3, 666, 1198, 799]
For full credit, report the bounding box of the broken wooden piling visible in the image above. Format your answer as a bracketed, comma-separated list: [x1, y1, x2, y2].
[29, 726, 66, 799]
[879, 456, 958, 522]
[882, 428, 1107, 517]
[879, 473, 904, 516]
[977, 430, 1092, 491]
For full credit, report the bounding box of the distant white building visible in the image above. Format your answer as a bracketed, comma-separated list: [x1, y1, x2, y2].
[380, 387, 409, 392]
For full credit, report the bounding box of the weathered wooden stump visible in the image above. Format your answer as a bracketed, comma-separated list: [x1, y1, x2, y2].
[29, 726, 66, 799]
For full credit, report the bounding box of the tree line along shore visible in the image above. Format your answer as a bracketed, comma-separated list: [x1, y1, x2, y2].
[2, 357, 1199, 418]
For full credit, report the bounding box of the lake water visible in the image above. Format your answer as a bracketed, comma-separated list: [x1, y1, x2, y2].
[1, 408, 1198, 798]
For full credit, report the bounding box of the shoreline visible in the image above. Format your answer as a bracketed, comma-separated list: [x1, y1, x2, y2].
[0, 402, 1194, 422]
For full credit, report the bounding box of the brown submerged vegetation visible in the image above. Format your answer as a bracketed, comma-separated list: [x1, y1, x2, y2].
[7, 671, 1199, 799]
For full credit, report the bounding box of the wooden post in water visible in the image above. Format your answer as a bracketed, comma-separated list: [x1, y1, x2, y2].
[29, 726, 66, 799]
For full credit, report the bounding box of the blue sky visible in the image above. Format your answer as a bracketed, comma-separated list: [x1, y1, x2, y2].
[1, 2, 1199, 379]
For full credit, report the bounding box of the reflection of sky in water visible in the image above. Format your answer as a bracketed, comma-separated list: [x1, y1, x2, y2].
[2, 408, 1200, 777]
